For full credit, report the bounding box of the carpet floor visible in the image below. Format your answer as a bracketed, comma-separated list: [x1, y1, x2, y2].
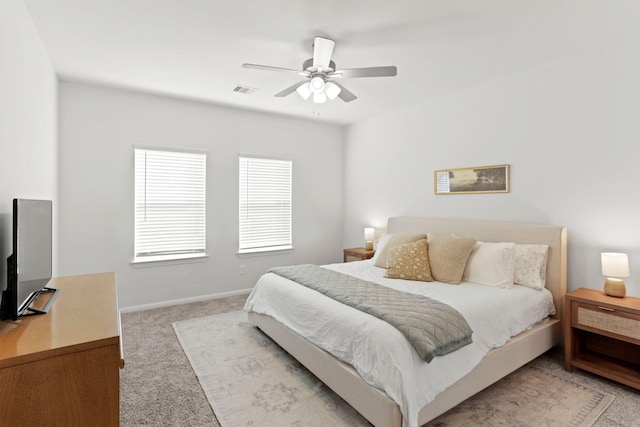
[120, 294, 639, 426]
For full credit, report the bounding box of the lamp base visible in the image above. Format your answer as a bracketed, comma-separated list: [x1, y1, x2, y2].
[365, 241, 373, 250]
[604, 278, 626, 298]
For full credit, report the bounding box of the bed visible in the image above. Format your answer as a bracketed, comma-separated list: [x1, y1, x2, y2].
[244, 216, 567, 427]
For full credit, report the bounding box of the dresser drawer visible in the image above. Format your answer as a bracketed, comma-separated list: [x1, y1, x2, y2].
[573, 302, 640, 343]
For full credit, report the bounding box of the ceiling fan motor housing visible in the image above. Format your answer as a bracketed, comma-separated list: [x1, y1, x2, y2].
[303, 58, 336, 73]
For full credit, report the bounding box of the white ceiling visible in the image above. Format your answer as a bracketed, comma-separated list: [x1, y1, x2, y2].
[23, 0, 609, 125]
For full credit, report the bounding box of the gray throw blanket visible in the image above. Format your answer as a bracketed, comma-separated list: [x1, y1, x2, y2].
[269, 264, 473, 363]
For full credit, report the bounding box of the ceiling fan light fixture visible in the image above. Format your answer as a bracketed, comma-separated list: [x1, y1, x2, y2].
[296, 82, 312, 100]
[243, 36, 397, 105]
[309, 76, 325, 94]
[325, 82, 341, 100]
[313, 92, 327, 104]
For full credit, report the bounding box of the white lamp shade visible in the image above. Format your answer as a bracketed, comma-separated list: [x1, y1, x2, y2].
[325, 82, 341, 100]
[296, 82, 312, 100]
[313, 92, 327, 104]
[364, 227, 375, 241]
[601, 252, 630, 278]
[309, 76, 325, 94]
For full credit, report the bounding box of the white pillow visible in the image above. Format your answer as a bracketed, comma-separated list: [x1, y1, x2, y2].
[370, 234, 390, 264]
[463, 241, 517, 288]
[514, 244, 549, 289]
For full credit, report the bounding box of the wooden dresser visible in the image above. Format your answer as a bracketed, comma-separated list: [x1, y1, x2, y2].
[564, 287, 640, 390]
[0, 272, 123, 426]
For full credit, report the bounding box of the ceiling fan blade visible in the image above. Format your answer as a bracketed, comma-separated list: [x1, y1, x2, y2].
[274, 81, 308, 98]
[243, 63, 309, 76]
[312, 37, 335, 69]
[332, 66, 397, 78]
[331, 82, 357, 103]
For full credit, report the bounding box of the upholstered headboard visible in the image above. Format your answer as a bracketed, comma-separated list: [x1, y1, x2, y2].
[387, 216, 568, 322]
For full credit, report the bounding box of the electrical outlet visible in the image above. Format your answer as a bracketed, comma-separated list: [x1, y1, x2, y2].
[240, 265, 246, 275]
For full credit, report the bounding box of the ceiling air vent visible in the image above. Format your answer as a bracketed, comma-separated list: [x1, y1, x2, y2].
[233, 85, 258, 95]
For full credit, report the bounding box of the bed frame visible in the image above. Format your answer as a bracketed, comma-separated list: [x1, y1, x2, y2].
[248, 216, 568, 426]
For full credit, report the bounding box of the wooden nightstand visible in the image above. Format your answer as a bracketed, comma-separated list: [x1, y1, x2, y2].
[564, 288, 640, 390]
[343, 247, 375, 263]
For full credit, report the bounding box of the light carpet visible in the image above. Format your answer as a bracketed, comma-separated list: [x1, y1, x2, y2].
[173, 311, 614, 427]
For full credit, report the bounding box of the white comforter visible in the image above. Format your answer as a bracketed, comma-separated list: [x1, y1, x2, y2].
[244, 260, 555, 427]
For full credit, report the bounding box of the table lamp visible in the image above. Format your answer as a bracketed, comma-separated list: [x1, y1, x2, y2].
[364, 228, 375, 250]
[601, 252, 630, 298]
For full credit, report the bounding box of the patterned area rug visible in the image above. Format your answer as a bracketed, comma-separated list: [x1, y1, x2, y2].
[173, 311, 614, 427]
[427, 365, 614, 427]
[173, 311, 369, 427]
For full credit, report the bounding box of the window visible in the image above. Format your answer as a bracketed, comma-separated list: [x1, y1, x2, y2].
[134, 147, 207, 263]
[239, 156, 292, 253]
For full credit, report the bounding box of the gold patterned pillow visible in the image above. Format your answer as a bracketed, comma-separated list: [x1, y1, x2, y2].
[373, 232, 427, 268]
[384, 239, 433, 282]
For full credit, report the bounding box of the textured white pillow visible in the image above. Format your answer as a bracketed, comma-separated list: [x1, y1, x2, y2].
[463, 241, 517, 288]
[514, 244, 549, 289]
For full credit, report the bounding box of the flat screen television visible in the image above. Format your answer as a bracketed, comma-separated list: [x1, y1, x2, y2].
[0, 199, 58, 321]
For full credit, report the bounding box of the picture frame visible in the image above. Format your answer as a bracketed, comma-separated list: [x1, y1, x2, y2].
[434, 164, 510, 195]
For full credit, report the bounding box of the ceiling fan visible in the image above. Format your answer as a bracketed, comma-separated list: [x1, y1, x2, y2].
[242, 36, 397, 104]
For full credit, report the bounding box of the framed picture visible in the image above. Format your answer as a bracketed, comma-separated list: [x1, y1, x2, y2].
[434, 164, 510, 194]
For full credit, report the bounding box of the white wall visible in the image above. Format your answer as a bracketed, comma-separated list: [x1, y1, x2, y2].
[58, 82, 344, 308]
[0, 0, 58, 293]
[343, 9, 640, 295]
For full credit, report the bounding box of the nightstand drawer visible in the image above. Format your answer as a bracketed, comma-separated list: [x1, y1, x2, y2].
[574, 302, 640, 343]
[343, 247, 375, 263]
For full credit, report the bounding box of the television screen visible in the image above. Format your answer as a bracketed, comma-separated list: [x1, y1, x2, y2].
[1, 199, 55, 320]
[15, 199, 53, 313]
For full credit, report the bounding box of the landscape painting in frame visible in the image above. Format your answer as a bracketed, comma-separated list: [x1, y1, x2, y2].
[434, 164, 510, 194]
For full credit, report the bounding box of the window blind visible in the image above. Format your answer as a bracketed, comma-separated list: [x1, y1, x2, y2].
[134, 148, 206, 261]
[239, 156, 292, 252]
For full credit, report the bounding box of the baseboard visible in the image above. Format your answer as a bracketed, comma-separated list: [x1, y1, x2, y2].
[120, 288, 252, 313]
